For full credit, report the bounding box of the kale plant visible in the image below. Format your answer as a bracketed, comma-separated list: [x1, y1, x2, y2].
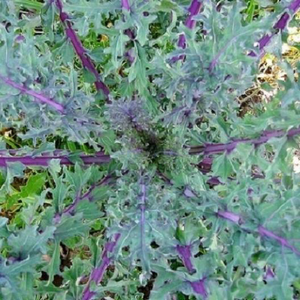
[1, 0, 300, 299]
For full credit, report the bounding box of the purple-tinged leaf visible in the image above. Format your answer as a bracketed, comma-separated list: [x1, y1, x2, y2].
[258, 226, 300, 256]
[0, 75, 64, 113]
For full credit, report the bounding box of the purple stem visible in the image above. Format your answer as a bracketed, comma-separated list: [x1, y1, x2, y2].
[189, 278, 208, 299]
[248, 33, 275, 58]
[63, 190, 80, 215]
[121, 0, 130, 11]
[176, 244, 195, 273]
[80, 175, 112, 201]
[289, 0, 300, 12]
[249, 1, 300, 58]
[53, 173, 115, 224]
[208, 37, 236, 73]
[161, 169, 300, 260]
[189, 127, 300, 155]
[140, 183, 146, 259]
[216, 211, 300, 256]
[175, 238, 207, 296]
[120, 0, 135, 61]
[258, 34, 273, 50]
[217, 210, 243, 225]
[157, 174, 207, 279]
[211, 2, 300, 69]
[0, 151, 110, 167]
[52, 0, 109, 97]
[172, 0, 202, 62]
[0, 149, 67, 155]
[82, 233, 121, 300]
[0, 75, 64, 113]
[157, 170, 219, 192]
[177, 0, 202, 49]
[185, 0, 202, 30]
[274, 12, 290, 30]
[62, 174, 112, 216]
[258, 226, 300, 256]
